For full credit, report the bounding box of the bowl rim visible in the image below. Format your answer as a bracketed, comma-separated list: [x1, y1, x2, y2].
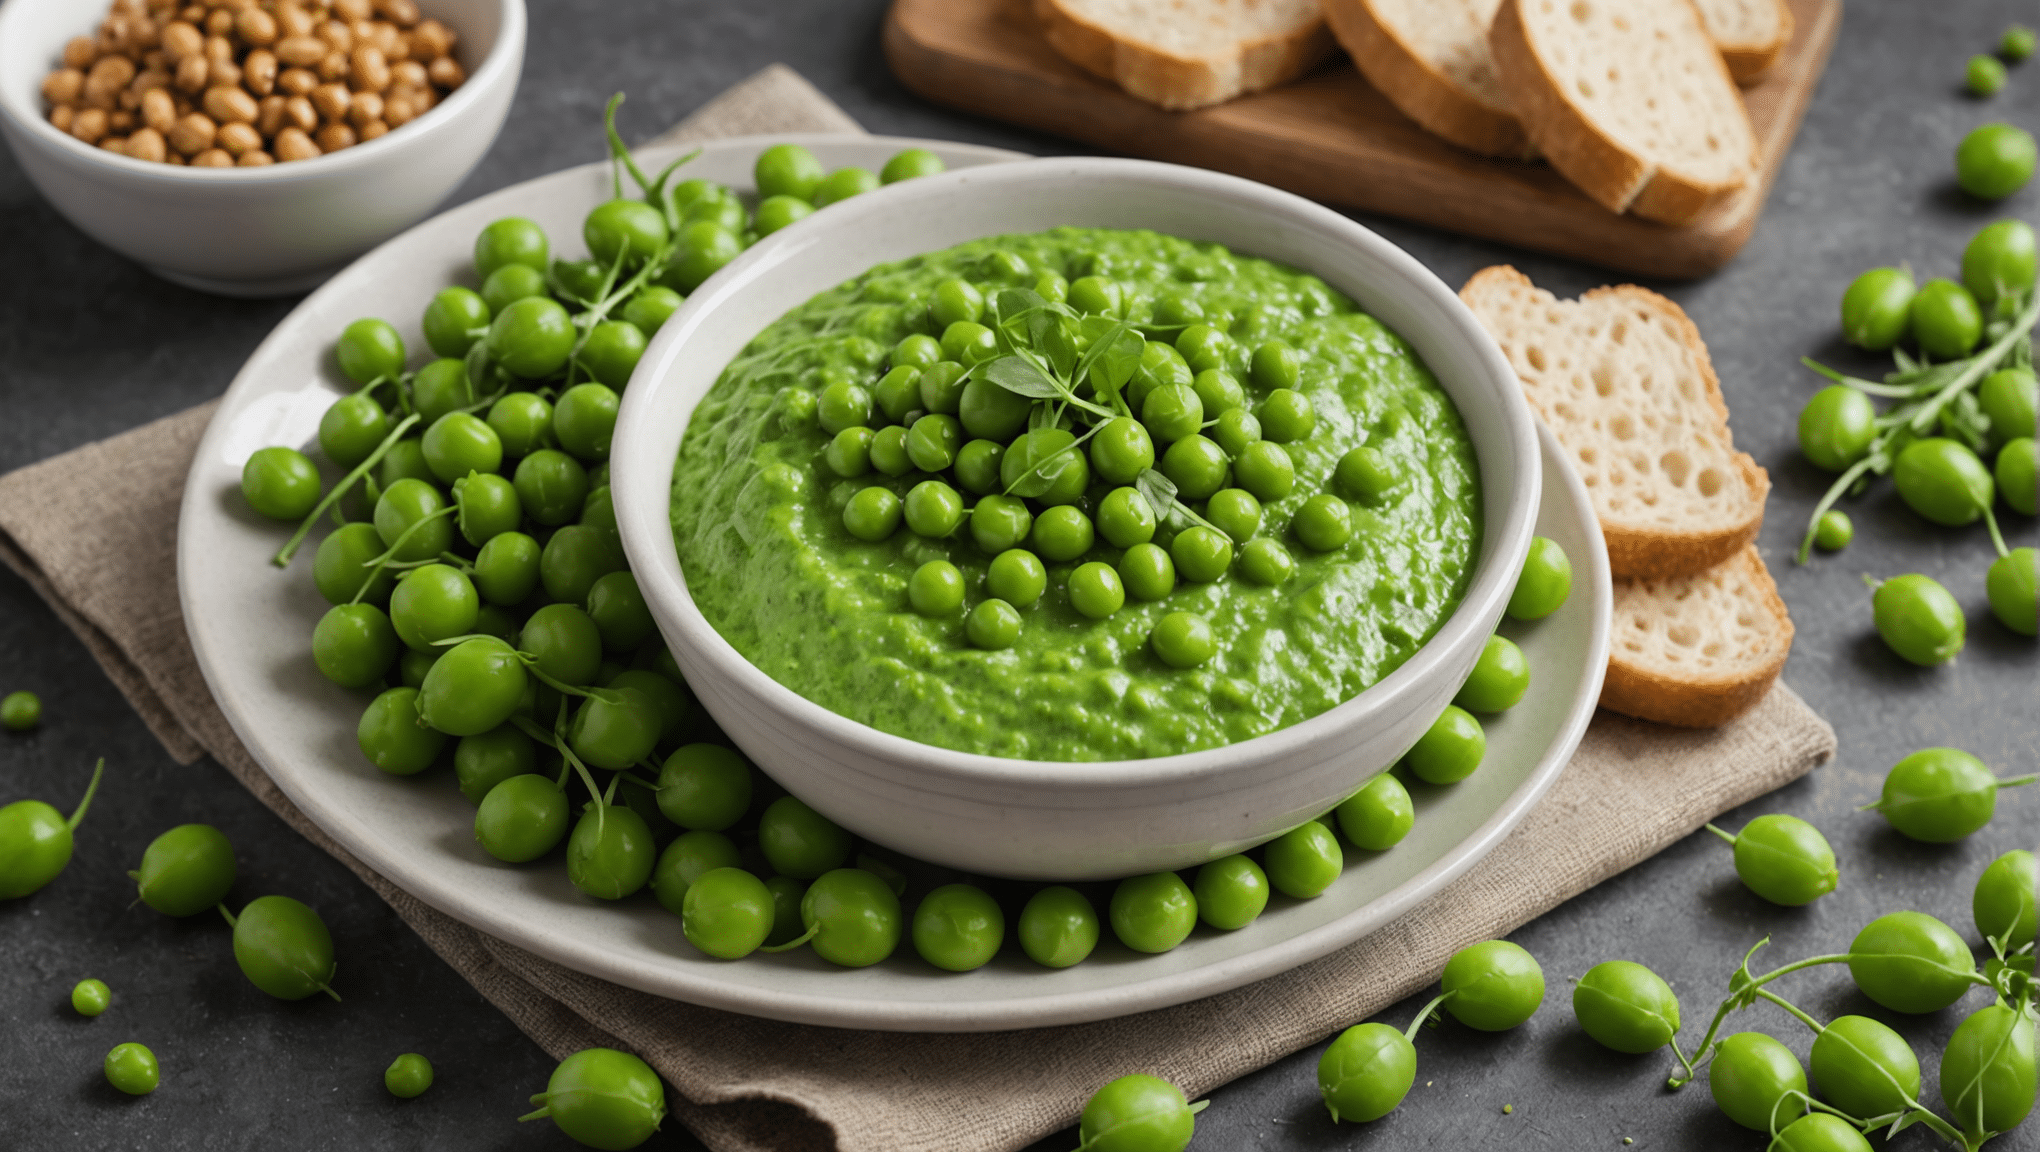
[612, 155, 1541, 792]
[0, 0, 525, 182]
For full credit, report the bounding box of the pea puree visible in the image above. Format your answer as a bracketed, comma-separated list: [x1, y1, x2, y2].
[671, 227, 1480, 761]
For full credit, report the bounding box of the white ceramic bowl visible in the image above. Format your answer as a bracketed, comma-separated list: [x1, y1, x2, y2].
[0, 0, 522, 296]
[613, 157, 1540, 881]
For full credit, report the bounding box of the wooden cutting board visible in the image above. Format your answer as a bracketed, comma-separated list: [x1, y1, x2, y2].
[884, 0, 1840, 280]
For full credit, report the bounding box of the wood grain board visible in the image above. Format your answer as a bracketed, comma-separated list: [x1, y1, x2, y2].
[884, 0, 1841, 280]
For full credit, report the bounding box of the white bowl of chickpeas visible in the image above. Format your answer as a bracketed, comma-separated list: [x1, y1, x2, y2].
[0, 0, 523, 295]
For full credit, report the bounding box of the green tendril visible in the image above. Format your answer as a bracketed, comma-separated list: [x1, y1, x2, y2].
[274, 413, 423, 567]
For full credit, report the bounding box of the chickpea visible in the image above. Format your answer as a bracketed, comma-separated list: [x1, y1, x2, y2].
[410, 18, 453, 57]
[63, 36, 99, 69]
[319, 18, 352, 52]
[368, 20, 400, 57]
[130, 68, 170, 96]
[215, 120, 261, 154]
[192, 147, 234, 167]
[278, 67, 318, 95]
[109, 108, 136, 132]
[209, 58, 241, 89]
[274, 35, 325, 66]
[202, 84, 256, 124]
[387, 58, 424, 89]
[346, 89, 381, 126]
[142, 48, 170, 71]
[173, 51, 208, 93]
[142, 87, 176, 133]
[380, 91, 414, 126]
[332, 0, 369, 20]
[49, 104, 77, 132]
[238, 148, 274, 166]
[89, 54, 137, 88]
[309, 81, 350, 120]
[373, 0, 419, 28]
[203, 34, 232, 63]
[242, 49, 276, 95]
[178, 4, 203, 22]
[159, 19, 201, 59]
[42, 69, 85, 105]
[101, 135, 129, 155]
[256, 93, 286, 135]
[425, 55, 462, 89]
[203, 8, 231, 36]
[313, 121, 355, 152]
[167, 110, 214, 154]
[276, 4, 314, 39]
[126, 126, 168, 161]
[349, 45, 389, 92]
[283, 95, 317, 133]
[317, 50, 349, 82]
[273, 126, 320, 161]
[357, 116, 388, 141]
[71, 107, 109, 143]
[233, 6, 276, 45]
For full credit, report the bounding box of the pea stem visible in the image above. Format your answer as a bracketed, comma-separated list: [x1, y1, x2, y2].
[64, 758, 105, 830]
[1907, 291, 2040, 437]
[1800, 357, 1920, 398]
[347, 503, 459, 606]
[1403, 991, 1454, 1043]
[757, 923, 818, 953]
[1751, 988, 1824, 1034]
[1796, 453, 1885, 564]
[274, 413, 422, 568]
[1667, 950, 1855, 1088]
[1984, 506, 2009, 560]
[1702, 823, 1739, 846]
[216, 903, 237, 929]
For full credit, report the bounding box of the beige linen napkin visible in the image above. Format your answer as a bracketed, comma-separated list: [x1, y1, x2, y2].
[0, 68, 1837, 1152]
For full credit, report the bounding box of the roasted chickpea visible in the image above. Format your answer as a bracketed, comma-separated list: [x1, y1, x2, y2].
[275, 35, 324, 66]
[71, 106, 110, 142]
[215, 119, 261, 154]
[191, 146, 233, 166]
[49, 104, 76, 132]
[380, 91, 414, 125]
[42, 68, 85, 105]
[313, 121, 355, 151]
[277, 66, 317, 94]
[425, 55, 461, 88]
[357, 116, 387, 140]
[108, 107, 135, 132]
[388, 58, 424, 89]
[201, 83, 256, 124]
[376, 0, 420, 28]
[273, 125, 319, 160]
[99, 135, 129, 155]
[309, 80, 350, 120]
[208, 58, 240, 89]
[347, 89, 381, 126]
[242, 48, 276, 94]
[350, 44, 388, 91]
[276, 4, 314, 38]
[203, 7, 231, 35]
[64, 36, 100, 69]
[237, 147, 274, 165]
[256, 93, 286, 134]
[332, 0, 370, 21]
[233, 6, 275, 45]
[173, 51, 207, 92]
[316, 49, 347, 81]
[141, 85, 175, 132]
[167, 109, 214, 154]
[126, 125, 167, 161]
[410, 18, 453, 57]
[318, 18, 352, 53]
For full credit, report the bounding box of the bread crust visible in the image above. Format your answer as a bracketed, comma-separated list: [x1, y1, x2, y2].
[1709, 0, 1794, 83]
[1460, 265, 1769, 580]
[1599, 545, 1792, 728]
[1323, 0, 1530, 157]
[1034, 0, 1338, 111]
[1486, 0, 1754, 225]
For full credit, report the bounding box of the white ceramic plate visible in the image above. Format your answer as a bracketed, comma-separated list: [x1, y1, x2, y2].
[179, 135, 1613, 1031]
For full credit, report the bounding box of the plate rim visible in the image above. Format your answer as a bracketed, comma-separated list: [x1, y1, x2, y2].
[178, 134, 1612, 1031]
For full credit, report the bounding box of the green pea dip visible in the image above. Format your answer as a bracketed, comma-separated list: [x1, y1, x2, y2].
[671, 227, 1480, 761]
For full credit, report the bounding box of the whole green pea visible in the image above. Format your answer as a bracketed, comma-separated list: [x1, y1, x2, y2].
[1402, 705, 1484, 784]
[1719, 814, 1838, 906]
[1572, 960, 1680, 1053]
[2007, 23, 2038, 60]
[1149, 612, 1216, 670]
[454, 727, 537, 806]
[620, 287, 683, 336]
[72, 977, 111, 1016]
[1956, 122, 2037, 200]
[385, 1052, 434, 1098]
[1018, 886, 1099, 968]
[1968, 53, 2008, 96]
[911, 883, 1005, 972]
[0, 759, 101, 899]
[1170, 525, 1233, 583]
[1973, 849, 2037, 950]
[1507, 536, 1572, 620]
[1337, 773, 1414, 851]
[1, 690, 40, 732]
[759, 796, 851, 879]
[1318, 1022, 1415, 1123]
[241, 447, 323, 521]
[1077, 1074, 1202, 1152]
[1291, 494, 1352, 552]
[1192, 854, 1269, 930]
[1979, 368, 2038, 443]
[1840, 267, 1915, 351]
[1871, 747, 2028, 843]
[1939, 1004, 2036, 1138]
[1847, 910, 1978, 1013]
[1770, 1113, 1873, 1152]
[1235, 537, 1294, 586]
[681, 866, 775, 960]
[228, 895, 337, 1000]
[1814, 510, 1854, 551]
[1997, 438, 2037, 515]
[1894, 437, 1994, 526]
[1963, 221, 2038, 308]
[881, 148, 945, 184]
[131, 823, 236, 917]
[798, 867, 902, 967]
[1810, 1015, 1921, 1120]
[1709, 1032, 1807, 1132]
[1911, 279, 1985, 360]
[812, 167, 879, 208]
[967, 599, 1024, 650]
[1872, 574, 1965, 666]
[523, 1047, 666, 1151]
[1120, 543, 1176, 602]
[1454, 634, 1530, 713]
[1798, 386, 1878, 473]
[566, 802, 656, 900]
[337, 318, 405, 384]
[1988, 547, 2037, 635]
[1110, 871, 1197, 953]
[473, 217, 548, 282]
[1263, 821, 1342, 898]
[104, 1042, 160, 1095]
[474, 775, 569, 863]
[1440, 939, 1544, 1031]
[755, 144, 824, 201]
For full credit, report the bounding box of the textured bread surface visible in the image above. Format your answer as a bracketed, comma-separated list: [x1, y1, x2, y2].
[1487, 0, 1758, 224]
[1601, 545, 1792, 727]
[1324, 0, 1529, 156]
[1036, 0, 1336, 110]
[1692, 0, 1794, 81]
[1461, 265, 1768, 579]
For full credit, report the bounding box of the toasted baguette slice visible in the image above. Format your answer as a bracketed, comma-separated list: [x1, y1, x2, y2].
[1693, 0, 1794, 82]
[1487, 0, 1757, 224]
[1323, 0, 1529, 157]
[1034, 0, 1337, 111]
[1601, 545, 1792, 727]
[1461, 265, 1769, 580]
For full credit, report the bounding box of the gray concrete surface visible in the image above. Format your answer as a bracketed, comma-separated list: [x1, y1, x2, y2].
[1, 1, 2034, 1148]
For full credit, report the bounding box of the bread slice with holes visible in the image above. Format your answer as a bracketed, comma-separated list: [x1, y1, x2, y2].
[1601, 544, 1792, 727]
[1033, 0, 1337, 111]
[1487, 0, 1758, 224]
[1692, 0, 1794, 83]
[1460, 265, 1769, 580]
[1323, 0, 1530, 157]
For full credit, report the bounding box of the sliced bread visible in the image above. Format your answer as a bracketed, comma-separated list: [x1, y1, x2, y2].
[1601, 544, 1793, 727]
[1487, 0, 1758, 225]
[1693, 0, 1795, 83]
[1460, 265, 1769, 580]
[1033, 0, 1337, 111]
[1323, 0, 1530, 157]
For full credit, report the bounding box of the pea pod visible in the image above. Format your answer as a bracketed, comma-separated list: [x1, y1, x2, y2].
[1846, 911, 1979, 1014]
[520, 1047, 667, 1150]
[1863, 747, 2037, 843]
[1076, 1074, 1206, 1151]
[131, 823, 236, 916]
[1709, 1031, 1807, 1132]
[0, 758, 104, 900]
[1808, 1014, 1921, 1120]
[1440, 939, 1544, 1031]
[1318, 993, 1451, 1124]
[1572, 960, 1681, 1054]
[1767, 1112, 1873, 1152]
[1706, 815, 1838, 906]
[223, 895, 338, 1001]
[1974, 850, 2037, 953]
